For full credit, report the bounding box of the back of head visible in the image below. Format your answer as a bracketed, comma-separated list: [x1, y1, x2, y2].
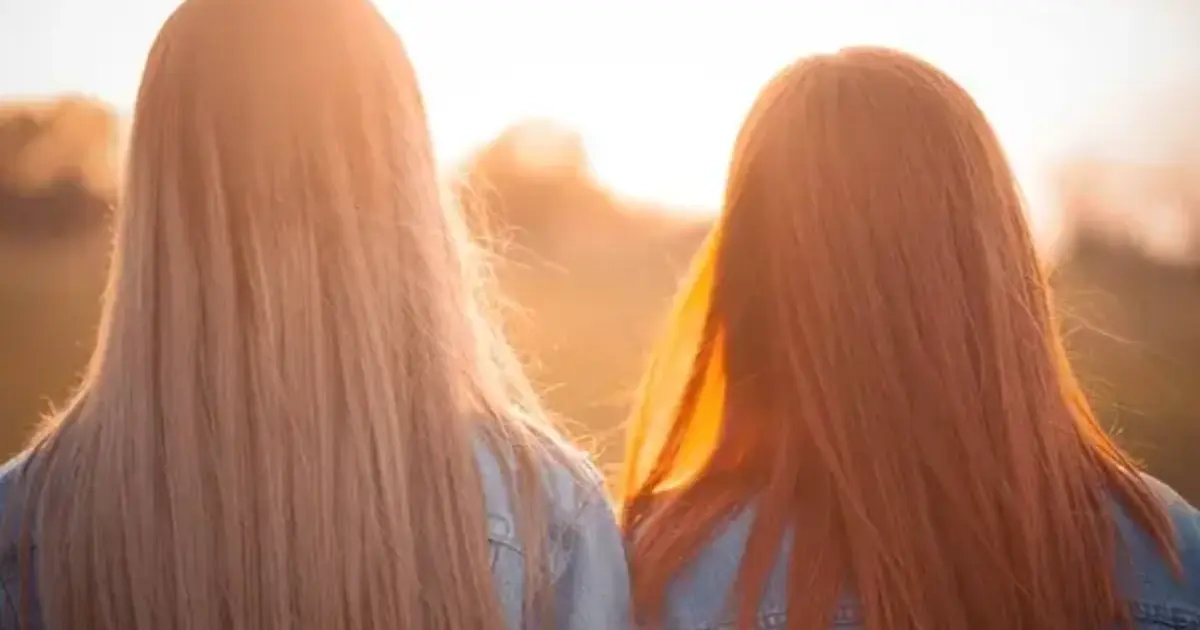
[13, 0, 555, 628]
[622, 47, 1176, 630]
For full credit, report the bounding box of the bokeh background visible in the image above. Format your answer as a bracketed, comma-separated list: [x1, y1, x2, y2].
[1, 2, 1197, 499]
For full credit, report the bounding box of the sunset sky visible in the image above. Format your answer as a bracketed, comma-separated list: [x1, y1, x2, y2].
[2, 0, 1197, 241]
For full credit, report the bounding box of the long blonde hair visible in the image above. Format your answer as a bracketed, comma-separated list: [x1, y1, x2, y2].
[9, 0, 572, 628]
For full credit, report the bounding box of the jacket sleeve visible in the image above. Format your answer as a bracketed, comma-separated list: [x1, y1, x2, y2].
[552, 486, 634, 629]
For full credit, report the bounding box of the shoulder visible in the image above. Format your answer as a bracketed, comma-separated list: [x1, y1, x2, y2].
[0, 452, 34, 630]
[0, 454, 28, 493]
[1139, 475, 1200, 554]
[1135, 474, 1200, 580]
[1114, 474, 1200, 621]
[472, 430, 609, 557]
[1115, 474, 1200, 567]
[0, 452, 31, 542]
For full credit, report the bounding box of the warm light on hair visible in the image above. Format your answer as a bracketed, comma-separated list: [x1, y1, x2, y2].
[5, 0, 576, 628]
[620, 47, 1178, 630]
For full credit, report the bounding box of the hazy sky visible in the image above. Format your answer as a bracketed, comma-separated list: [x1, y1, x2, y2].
[1, 0, 1197, 233]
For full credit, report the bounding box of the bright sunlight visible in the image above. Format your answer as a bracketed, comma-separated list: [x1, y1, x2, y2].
[2, 0, 1197, 243]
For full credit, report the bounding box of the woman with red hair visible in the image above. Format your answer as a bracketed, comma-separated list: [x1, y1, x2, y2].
[620, 46, 1200, 630]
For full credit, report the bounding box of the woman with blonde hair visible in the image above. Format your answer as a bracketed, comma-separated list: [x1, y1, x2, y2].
[619, 47, 1200, 630]
[0, 0, 630, 628]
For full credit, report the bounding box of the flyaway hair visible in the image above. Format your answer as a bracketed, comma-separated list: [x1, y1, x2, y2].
[621, 224, 725, 498]
[3, 0, 579, 628]
[621, 47, 1179, 630]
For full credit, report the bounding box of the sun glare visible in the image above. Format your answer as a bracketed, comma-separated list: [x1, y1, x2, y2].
[386, 1, 1197, 252]
[2, 0, 1196, 247]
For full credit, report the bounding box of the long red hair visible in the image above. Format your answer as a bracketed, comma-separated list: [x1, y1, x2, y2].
[619, 47, 1178, 630]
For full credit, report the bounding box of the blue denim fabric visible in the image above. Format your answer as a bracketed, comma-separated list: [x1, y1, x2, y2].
[0, 438, 632, 630]
[651, 475, 1200, 629]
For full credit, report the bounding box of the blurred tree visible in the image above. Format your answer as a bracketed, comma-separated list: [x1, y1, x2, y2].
[0, 104, 1195, 507]
[460, 121, 707, 469]
[0, 98, 114, 454]
[466, 121, 1200, 497]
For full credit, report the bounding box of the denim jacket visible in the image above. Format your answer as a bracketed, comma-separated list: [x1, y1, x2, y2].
[0, 439, 632, 630]
[477, 438, 633, 629]
[654, 475, 1200, 629]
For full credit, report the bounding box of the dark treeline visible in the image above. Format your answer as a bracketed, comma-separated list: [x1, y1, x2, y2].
[1, 104, 1197, 502]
